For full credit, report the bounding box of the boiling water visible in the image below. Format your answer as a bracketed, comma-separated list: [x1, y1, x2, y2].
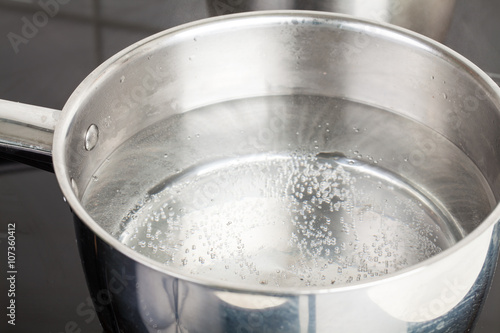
[82, 95, 495, 288]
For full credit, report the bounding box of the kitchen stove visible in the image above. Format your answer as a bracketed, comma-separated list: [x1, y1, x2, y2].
[0, 0, 499, 332]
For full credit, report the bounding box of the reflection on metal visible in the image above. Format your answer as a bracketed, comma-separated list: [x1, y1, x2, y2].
[205, 0, 456, 41]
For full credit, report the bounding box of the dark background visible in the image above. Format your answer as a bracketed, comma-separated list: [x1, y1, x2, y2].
[0, 0, 499, 332]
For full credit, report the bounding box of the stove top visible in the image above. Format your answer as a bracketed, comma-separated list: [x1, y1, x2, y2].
[1, 0, 500, 332]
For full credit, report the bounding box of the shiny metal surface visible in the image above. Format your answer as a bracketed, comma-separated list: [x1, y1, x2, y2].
[1, 11, 500, 332]
[74, 217, 500, 332]
[0, 100, 58, 171]
[205, 0, 456, 41]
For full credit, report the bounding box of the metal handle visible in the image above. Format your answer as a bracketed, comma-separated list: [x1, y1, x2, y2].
[0, 99, 60, 172]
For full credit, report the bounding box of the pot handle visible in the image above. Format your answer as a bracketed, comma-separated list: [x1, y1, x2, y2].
[0, 99, 60, 172]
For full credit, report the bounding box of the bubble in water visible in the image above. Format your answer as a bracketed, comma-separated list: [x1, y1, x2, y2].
[92, 104, 468, 290]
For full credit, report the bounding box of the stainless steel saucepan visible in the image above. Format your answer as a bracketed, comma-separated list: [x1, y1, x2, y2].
[1, 11, 500, 333]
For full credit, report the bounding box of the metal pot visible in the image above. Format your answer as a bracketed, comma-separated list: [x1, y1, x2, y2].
[205, 0, 457, 41]
[1, 11, 500, 333]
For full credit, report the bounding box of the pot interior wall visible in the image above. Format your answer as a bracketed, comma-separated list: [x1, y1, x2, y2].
[60, 13, 500, 287]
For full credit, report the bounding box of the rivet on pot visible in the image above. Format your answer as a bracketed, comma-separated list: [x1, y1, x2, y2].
[85, 124, 99, 151]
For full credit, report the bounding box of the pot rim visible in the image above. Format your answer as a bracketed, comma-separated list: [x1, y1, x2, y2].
[53, 10, 500, 295]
